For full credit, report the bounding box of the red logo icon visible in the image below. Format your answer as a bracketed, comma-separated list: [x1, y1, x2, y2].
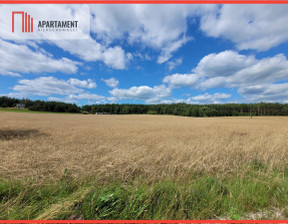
[12, 11, 33, 33]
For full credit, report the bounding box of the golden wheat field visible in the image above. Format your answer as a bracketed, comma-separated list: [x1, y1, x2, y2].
[0, 111, 288, 182]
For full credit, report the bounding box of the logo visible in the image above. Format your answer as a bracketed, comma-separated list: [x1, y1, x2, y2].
[12, 11, 33, 33]
[1, 5, 90, 40]
[12, 11, 79, 33]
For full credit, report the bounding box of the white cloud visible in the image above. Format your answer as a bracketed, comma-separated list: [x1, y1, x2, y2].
[109, 84, 171, 103]
[48, 93, 107, 104]
[200, 5, 288, 51]
[238, 83, 288, 103]
[67, 93, 105, 101]
[90, 5, 216, 63]
[53, 38, 129, 69]
[0, 39, 80, 77]
[134, 52, 152, 61]
[110, 86, 153, 100]
[190, 92, 231, 104]
[10, 76, 109, 103]
[102, 78, 119, 88]
[157, 36, 190, 64]
[146, 93, 231, 105]
[68, 78, 97, 89]
[107, 96, 118, 103]
[196, 51, 288, 89]
[163, 73, 202, 89]
[194, 50, 255, 77]
[163, 51, 288, 90]
[0, 4, 130, 70]
[13, 76, 83, 96]
[167, 58, 183, 70]
[162, 50, 288, 103]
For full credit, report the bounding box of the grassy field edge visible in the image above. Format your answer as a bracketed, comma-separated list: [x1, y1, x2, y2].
[1, 166, 288, 220]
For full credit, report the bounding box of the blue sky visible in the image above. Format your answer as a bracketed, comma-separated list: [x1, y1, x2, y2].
[1, 4, 288, 105]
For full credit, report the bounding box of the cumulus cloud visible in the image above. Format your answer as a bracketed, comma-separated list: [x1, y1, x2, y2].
[110, 86, 153, 100]
[161, 50, 288, 103]
[200, 5, 288, 51]
[53, 38, 130, 69]
[109, 84, 171, 103]
[10, 76, 109, 104]
[190, 92, 231, 104]
[13, 76, 83, 96]
[0, 39, 80, 77]
[102, 77, 119, 88]
[48, 93, 107, 104]
[68, 78, 97, 89]
[3, 4, 287, 78]
[238, 83, 288, 103]
[0, 5, 130, 70]
[145, 92, 231, 104]
[163, 73, 202, 89]
[197, 51, 288, 89]
[3, 4, 207, 70]
[67, 93, 105, 101]
[163, 51, 288, 91]
[157, 37, 191, 64]
[167, 58, 183, 70]
[194, 50, 255, 77]
[90, 4, 215, 63]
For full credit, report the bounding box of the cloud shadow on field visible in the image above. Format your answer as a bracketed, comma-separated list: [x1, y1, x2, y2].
[0, 129, 47, 140]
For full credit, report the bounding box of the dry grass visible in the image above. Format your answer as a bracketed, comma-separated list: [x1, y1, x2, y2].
[1, 112, 288, 182]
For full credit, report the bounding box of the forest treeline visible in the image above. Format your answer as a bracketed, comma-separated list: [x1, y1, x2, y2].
[0, 96, 80, 113]
[1, 96, 288, 117]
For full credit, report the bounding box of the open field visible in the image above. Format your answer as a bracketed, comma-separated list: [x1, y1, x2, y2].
[1, 111, 288, 219]
[1, 112, 288, 181]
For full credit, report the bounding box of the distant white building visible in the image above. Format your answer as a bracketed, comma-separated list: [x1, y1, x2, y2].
[15, 104, 25, 109]
[95, 112, 109, 115]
